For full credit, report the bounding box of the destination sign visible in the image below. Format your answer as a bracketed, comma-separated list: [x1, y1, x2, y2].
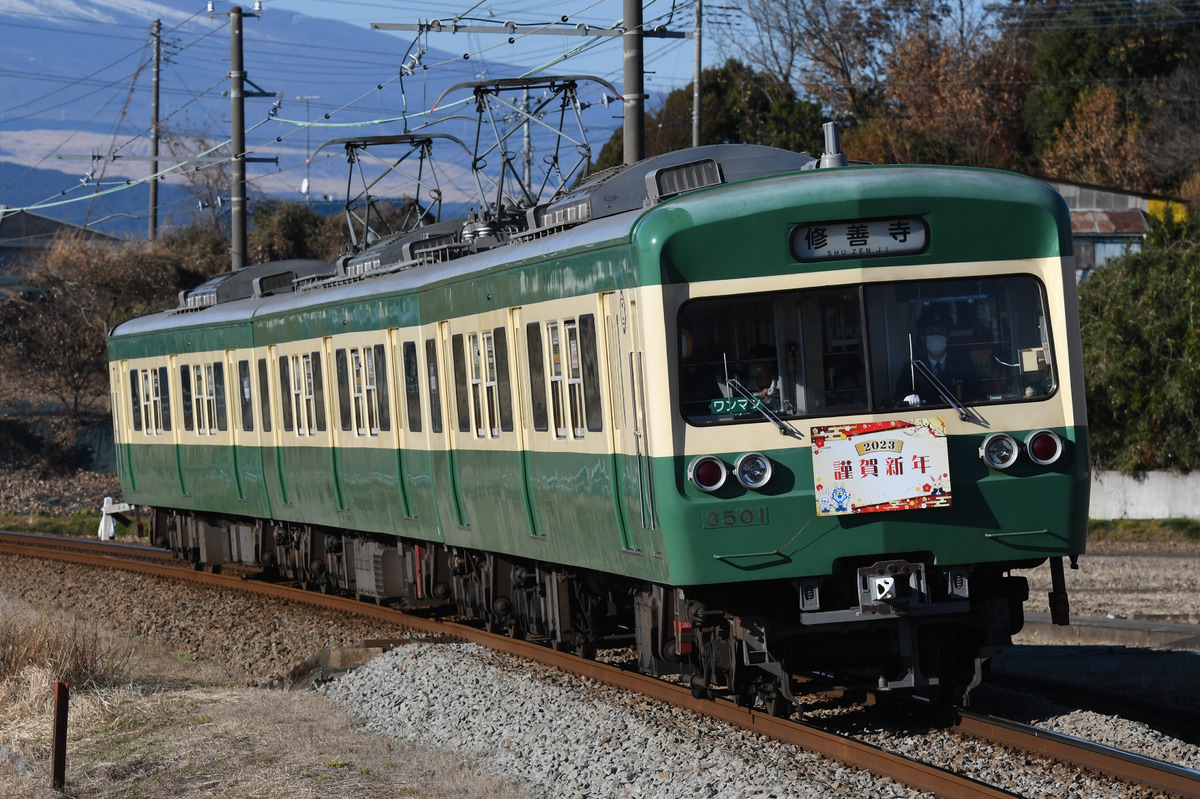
[791, 217, 928, 262]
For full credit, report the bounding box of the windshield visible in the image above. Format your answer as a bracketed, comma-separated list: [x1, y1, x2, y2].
[678, 276, 1056, 425]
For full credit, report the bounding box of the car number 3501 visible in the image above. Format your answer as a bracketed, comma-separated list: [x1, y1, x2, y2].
[701, 507, 769, 529]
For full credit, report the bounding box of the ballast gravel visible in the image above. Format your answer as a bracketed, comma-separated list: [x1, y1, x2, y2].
[319, 640, 1200, 799]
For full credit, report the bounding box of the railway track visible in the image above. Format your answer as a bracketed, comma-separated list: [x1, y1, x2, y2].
[4, 531, 1199, 799]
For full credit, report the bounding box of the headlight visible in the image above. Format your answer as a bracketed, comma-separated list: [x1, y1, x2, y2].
[688, 456, 727, 492]
[734, 452, 773, 489]
[979, 433, 1019, 470]
[1024, 429, 1063, 466]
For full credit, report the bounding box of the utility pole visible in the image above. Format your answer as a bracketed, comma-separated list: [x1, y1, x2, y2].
[229, 5, 248, 270]
[692, 0, 702, 148]
[210, 1, 270, 271]
[622, 0, 644, 165]
[150, 19, 161, 241]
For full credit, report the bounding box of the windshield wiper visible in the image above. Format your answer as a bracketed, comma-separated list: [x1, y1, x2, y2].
[909, 359, 989, 427]
[725, 376, 806, 440]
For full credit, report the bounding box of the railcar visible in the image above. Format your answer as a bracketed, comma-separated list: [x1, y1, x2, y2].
[107, 115, 1087, 708]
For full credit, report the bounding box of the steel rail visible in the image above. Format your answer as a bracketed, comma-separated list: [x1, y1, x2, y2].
[5, 536, 1198, 798]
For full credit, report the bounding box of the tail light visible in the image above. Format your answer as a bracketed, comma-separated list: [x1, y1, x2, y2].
[1025, 429, 1064, 465]
[688, 456, 727, 492]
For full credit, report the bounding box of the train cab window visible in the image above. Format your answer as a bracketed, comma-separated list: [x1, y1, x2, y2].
[212, 362, 228, 432]
[257, 358, 272, 433]
[158, 367, 172, 432]
[278, 356, 294, 432]
[864, 276, 1058, 408]
[547, 322, 566, 438]
[426, 339, 443, 433]
[403, 341, 422, 433]
[493, 327, 514, 433]
[238, 359, 254, 432]
[677, 275, 1057, 425]
[578, 315, 603, 433]
[128, 369, 142, 432]
[451, 334, 470, 434]
[525, 323, 548, 432]
[180, 365, 194, 431]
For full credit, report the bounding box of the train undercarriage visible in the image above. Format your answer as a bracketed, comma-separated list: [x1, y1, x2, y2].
[149, 508, 1040, 710]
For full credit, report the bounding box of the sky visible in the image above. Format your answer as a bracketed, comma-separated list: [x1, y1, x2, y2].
[0, 0, 739, 223]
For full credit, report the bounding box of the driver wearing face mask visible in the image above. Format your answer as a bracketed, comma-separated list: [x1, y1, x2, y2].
[896, 308, 978, 406]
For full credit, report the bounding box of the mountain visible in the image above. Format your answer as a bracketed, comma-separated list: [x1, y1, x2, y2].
[0, 0, 627, 232]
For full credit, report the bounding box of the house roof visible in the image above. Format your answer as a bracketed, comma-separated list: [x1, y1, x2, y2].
[1071, 209, 1150, 236]
[0, 208, 120, 251]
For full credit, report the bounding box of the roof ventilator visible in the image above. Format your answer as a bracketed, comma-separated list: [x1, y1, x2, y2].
[645, 158, 724, 204]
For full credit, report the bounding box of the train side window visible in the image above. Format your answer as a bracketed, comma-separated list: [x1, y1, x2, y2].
[425, 339, 443, 433]
[579, 314, 603, 433]
[129, 369, 143, 432]
[468, 333, 486, 437]
[494, 327, 514, 433]
[238, 359, 254, 432]
[547, 322, 566, 438]
[404, 341, 422, 433]
[194, 365, 208, 435]
[278, 356, 294, 432]
[158, 366, 172, 432]
[180, 365, 194, 432]
[364, 348, 380, 434]
[483, 333, 501, 437]
[336, 349, 352, 431]
[212, 362, 227, 432]
[374, 343, 391, 432]
[147, 368, 162, 434]
[257, 358, 272, 433]
[451, 333, 470, 433]
[309, 352, 326, 432]
[140, 370, 155, 435]
[526, 323, 548, 432]
[565, 319, 585, 438]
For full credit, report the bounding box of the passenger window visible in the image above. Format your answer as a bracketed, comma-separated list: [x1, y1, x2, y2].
[257, 358, 272, 433]
[565, 320, 585, 438]
[451, 334, 470, 433]
[212, 361, 227, 432]
[547, 322, 566, 438]
[180, 365, 194, 432]
[470, 333, 487, 438]
[494, 327, 514, 433]
[426, 339, 443, 434]
[526, 323, 548, 432]
[404, 341, 422, 433]
[336, 349, 352, 431]
[309, 352, 326, 432]
[194, 365, 209, 435]
[374, 344, 391, 433]
[129, 369, 142, 432]
[238, 359, 254, 432]
[278, 356, 294, 432]
[579, 315, 603, 433]
[158, 366, 172, 432]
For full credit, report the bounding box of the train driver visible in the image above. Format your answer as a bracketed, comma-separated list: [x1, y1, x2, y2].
[896, 307, 978, 406]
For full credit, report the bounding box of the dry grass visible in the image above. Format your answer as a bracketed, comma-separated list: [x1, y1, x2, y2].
[0, 597, 527, 799]
[0, 597, 132, 688]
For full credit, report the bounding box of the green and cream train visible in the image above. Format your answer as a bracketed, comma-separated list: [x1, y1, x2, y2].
[108, 130, 1088, 707]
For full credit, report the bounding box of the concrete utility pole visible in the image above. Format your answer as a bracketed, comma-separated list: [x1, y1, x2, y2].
[229, 5, 247, 270]
[298, 95, 319, 202]
[150, 18, 161, 241]
[622, 0, 644, 165]
[692, 0, 701, 148]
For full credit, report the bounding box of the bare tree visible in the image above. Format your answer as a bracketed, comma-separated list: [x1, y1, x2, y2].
[728, 0, 966, 120]
[1144, 64, 1200, 189]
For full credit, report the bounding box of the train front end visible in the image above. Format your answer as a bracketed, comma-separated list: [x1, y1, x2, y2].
[636, 156, 1087, 700]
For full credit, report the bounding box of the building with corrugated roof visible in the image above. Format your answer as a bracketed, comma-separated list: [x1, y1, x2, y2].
[0, 207, 120, 274]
